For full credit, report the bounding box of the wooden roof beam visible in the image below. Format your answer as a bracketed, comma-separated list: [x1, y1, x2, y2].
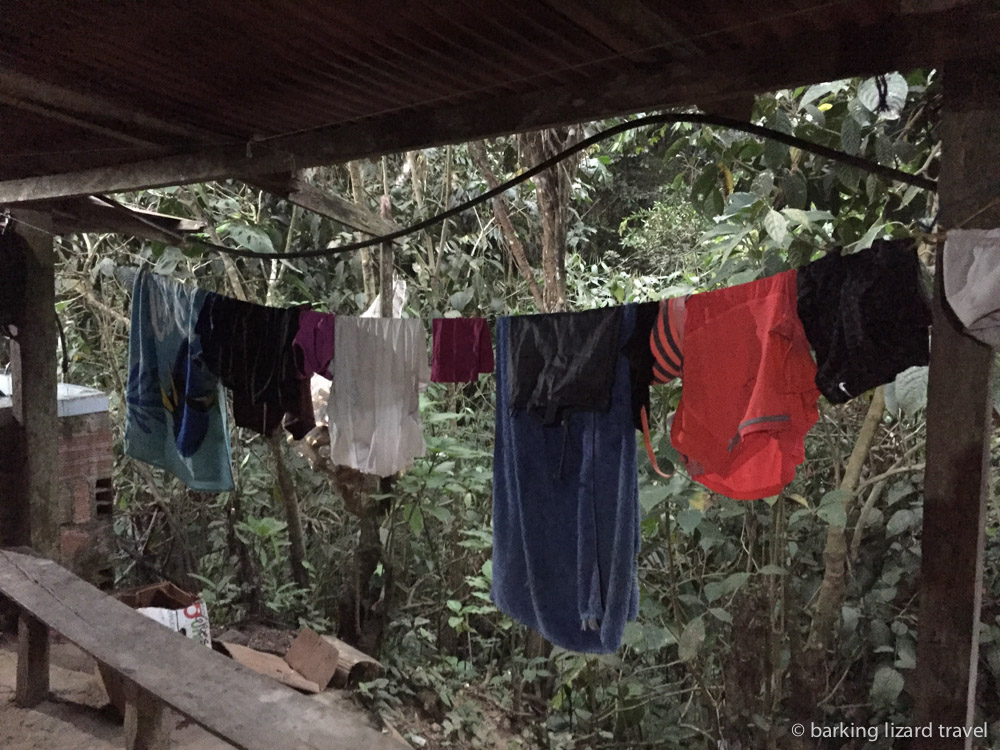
[247, 173, 399, 236]
[44, 196, 206, 243]
[0, 1, 994, 205]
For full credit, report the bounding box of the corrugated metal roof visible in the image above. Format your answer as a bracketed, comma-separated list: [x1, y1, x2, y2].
[0, 0, 994, 188]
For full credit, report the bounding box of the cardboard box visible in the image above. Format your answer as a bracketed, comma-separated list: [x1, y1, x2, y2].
[117, 581, 212, 647]
[99, 582, 211, 715]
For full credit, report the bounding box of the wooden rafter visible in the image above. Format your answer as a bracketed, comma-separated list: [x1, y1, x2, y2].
[247, 173, 399, 237]
[45, 196, 206, 244]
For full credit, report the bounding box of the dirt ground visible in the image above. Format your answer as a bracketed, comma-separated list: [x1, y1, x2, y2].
[0, 632, 389, 749]
[0, 635, 232, 749]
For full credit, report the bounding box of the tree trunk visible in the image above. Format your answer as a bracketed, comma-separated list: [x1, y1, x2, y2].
[468, 140, 546, 311]
[519, 127, 583, 313]
[348, 161, 377, 304]
[270, 433, 309, 589]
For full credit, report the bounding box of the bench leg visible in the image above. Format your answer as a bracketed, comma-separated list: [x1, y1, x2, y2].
[15, 612, 49, 707]
[124, 684, 172, 750]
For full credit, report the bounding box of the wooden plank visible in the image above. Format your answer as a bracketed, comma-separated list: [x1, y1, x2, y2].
[47, 196, 206, 243]
[15, 612, 49, 707]
[8, 212, 60, 559]
[912, 59, 1000, 750]
[249, 173, 400, 237]
[124, 684, 172, 750]
[0, 550, 405, 750]
[0, 2, 995, 205]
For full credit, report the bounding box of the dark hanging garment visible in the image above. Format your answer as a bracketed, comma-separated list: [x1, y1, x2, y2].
[0, 228, 27, 335]
[195, 294, 313, 438]
[492, 304, 640, 654]
[796, 239, 931, 404]
[507, 306, 623, 426]
[620, 300, 659, 430]
[430, 317, 495, 383]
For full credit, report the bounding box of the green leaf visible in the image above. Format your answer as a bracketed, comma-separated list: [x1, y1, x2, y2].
[870, 665, 905, 708]
[676, 508, 702, 535]
[886, 509, 917, 537]
[406, 504, 425, 535]
[750, 170, 774, 198]
[448, 287, 474, 312]
[763, 138, 789, 171]
[639, 485, 670, 514]
[851, 220, 889, 250]
[227, 225, 275, 254]
[782, 171, 808, 210]
[704, 572, 750, 603]
[622, 621, 645, 650]
[709, 608, 733, 624]
[763, 209, 788, 245]
[799, 80, 850, 108]
[481, 559, 492, 581]
[858, 73, 909, 120]
[817, 489, 850, 527]
[875, 134, 896, 166]
[840, 115, 862, 156]
[423, 504, 454, 524]
[446, 599, 463, 613]
[894, 365, 928, 417]
[678, 617, 706, 662]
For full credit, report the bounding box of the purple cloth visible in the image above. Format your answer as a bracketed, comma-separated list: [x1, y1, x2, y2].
[294, 310, 336, 378]
[431, 318, 494, 383]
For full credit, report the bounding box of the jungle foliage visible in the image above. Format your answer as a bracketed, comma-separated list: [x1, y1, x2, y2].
[39, 70, 1000, 749]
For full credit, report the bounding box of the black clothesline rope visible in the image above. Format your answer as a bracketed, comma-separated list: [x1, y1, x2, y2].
[87, 112, 936, 261]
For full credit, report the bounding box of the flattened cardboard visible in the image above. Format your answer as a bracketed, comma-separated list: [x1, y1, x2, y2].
[219, 641, 321, 693]
[285, 628, 340, 690]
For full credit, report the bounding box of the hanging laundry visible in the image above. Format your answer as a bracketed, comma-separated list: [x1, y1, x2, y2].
[633, 296, 688, 478]
[650, 296, 688, 384]
[324, 317, 430, 477]
[293, 309, 336, 379]
[797, 239, 931, 403]
[508, 306, 623, 426]
[195, 295, 313, 439]
[124, 270, 234, 491]
[944, 228, 1000, 348]
[492, 305, 640, 654]
[672, 271, 819, 501]
[430, 317, 494, 383]
[621, 301, 660, 429]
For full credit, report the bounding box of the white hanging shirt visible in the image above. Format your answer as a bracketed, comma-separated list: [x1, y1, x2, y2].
[325, 317, 430, 477]
[944, 228, 1000, 349]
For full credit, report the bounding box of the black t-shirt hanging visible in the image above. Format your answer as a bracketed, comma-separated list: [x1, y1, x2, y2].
[508, 307, 623, 426]
[796, 239, 931, 404]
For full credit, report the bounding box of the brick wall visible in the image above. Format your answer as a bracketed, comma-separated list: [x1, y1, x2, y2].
[56, 411, 115, 588]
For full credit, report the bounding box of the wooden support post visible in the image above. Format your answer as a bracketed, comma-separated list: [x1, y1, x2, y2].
[8, 211, 59, 559]
[15, 611, 49, 707]
[124, 683, 172, 750]
[913, 60, 1000, 748]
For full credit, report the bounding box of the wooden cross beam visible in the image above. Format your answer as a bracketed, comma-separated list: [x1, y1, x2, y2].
[247, 173, 399, 237]
[45, 196, 206, 243]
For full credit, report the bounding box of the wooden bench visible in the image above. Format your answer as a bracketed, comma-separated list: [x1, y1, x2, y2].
[0, 549, 406, 750]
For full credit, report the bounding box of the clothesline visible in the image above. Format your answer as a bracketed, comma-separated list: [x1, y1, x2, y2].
[0, 112, 936, 263]
[78, 227, 1000, 656]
